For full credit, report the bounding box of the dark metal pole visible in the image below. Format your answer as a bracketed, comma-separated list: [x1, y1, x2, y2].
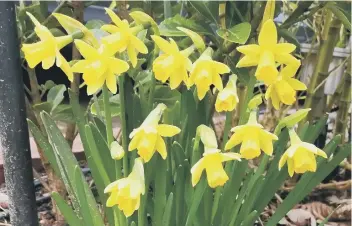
[0, 2, 39, 226]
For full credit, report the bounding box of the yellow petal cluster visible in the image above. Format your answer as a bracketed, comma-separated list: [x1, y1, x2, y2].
[279, 129, 327, 177]
[225, 111, 278, 159]
[71, 40, 129, 95]
[101, 8, 148, 67]
[151, 35, 193, 89]
[128, 103, 181, 162]
[215, 74, 239, 112]
[104, 158, 145, 217]
[191, 125, 241, 188]
[265, 61, 307, 109]
[21, 12, 74, 81]
[189, 48, 230, 100]
[236, 19, 297, 85]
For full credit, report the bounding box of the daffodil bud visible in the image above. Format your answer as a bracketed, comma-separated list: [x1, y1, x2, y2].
[110, 141, 124, 160]
[177, 27, 205, 52]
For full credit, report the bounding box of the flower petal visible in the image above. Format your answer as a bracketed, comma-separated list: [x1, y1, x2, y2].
[258, 19, 277, 46]
[110, 58, 130, 75]
[105, 8, 125, 28]
[278, 153, 288, 170]
[190, 158, 205, 187]
[157, 124, 181, 137]
[127, 45, 137, 68]
[106, 72, 117, 94]
[131, 35, 148, 54]
[237, 44, 260, 55]
[236, 55, 259, 68]
[151, 35, 173, 55]
[225, 132, 243, 150]
[74, 40, 99, 59]
[220, 152, 241, 162]
[155, 136, 167, 159]
[287, 78, 307, 91]
[275, 43, 296, 54]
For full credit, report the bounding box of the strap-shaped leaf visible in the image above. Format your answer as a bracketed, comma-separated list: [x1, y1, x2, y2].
[51, 192, 83, 226]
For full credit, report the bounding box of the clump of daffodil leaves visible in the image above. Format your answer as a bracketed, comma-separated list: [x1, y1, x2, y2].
[24, 3, 350, 226]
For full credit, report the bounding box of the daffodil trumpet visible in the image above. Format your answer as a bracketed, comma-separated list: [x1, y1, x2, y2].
[215, 74, 239, 112]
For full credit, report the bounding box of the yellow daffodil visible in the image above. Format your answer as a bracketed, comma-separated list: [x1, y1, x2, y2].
[265, 60, 307, 109]
[21, 12, 74, 81]
[110, 141, 124, 160]
[189, 48, 230, 100]
[225, 110, 278, 159]
[101, 8, 148, 67]
[215, 74, 239, 112]
[236, 19, 297, 85]
[71, 40, 129, 95]
[191, 125, 241, 188]
[151, 35, 194, 89]
[52, 13, 99, 48]
[104, 158, 145, 217]
[279, 128, 327, 177]
[128, 103, 181, 162]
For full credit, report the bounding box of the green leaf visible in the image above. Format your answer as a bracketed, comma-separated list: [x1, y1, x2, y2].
[41, 80, 56, 91]
[326, 2, 351, 29]
[189, 1, 219, 25]
[274, 108, 311, 135]
[216, 22, 251, 44]
[51, 104, 75, 123]
[85, 19, 105, 29]
[159, 14, 213, 36]
[41, 112, 104, 226]
[91, 94, 120, 117]
[47, 84, 66, 112]
[74, 166, 95, 225]
[162, 193, 174, 226]
[27, 120, 60, 177]
[51, 192, 83, 226]
[153, 85, 181, 108]
[279, 29, 300, 50]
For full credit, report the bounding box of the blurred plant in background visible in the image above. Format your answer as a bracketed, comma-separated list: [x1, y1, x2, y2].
[18, 0, 350, 225]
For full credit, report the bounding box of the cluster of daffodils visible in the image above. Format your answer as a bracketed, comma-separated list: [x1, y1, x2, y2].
[237, 19, 307, 109]
[22, 8, 148, 95]
[22, 9, 327, 218]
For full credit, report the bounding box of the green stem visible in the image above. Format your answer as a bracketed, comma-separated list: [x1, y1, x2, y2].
[302, 17, 341, 124]
[334, 60, 351, 141]
[102, 85, 114, 146]
[118, 75, 129, 177]
[239, 74, 256, 125]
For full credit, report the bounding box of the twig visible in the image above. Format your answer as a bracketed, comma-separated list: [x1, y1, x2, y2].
[274, 193, 283, 204]
[282, 180, 352, 191]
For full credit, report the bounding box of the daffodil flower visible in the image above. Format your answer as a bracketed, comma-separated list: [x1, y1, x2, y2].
[279, 128, 327, 177]
[128, 103, 181, 162]
[215, 74, 239, 112]
[236, 19, 297, 85]
[225, 110, 278, 159]
[71, 40, 129, 95]
[189, 48, 230, 100]
[101, 8, 148, 67]
[21, 12, 74, 81]
[104, 158, 145, 217]
[151, 35, 194, 90]
[265, 60, 307, 109]
[191, 125, 241, 188]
